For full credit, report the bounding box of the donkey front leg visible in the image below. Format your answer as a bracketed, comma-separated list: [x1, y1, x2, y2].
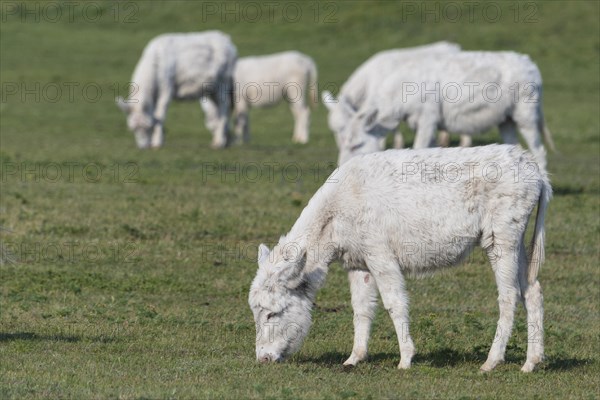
[344, 269, 379, 366]
[368, 260, 415, 369]
[412, 118, 437, 149]
[151, 91, 172, 148]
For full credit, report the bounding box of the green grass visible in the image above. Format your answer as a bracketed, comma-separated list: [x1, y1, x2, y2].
[1, 1, 599, 398]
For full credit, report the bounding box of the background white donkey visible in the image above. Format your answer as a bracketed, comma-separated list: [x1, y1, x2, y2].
[321, 41, 462, 152]
[340, 51, 555, 168]
[249, 144, 551, 373]
[231, 51, 318, 144]
[116, 31, 237, 149]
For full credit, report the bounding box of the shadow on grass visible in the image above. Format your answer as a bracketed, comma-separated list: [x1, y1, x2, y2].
[0, 331, 118, 343]
[295, 351, 403, 369]
[551, 183, 585, 196]
[296, 348, 486, 368]
[415, 347, 488, 367]
[0, 332, 80, 342]
[544, 356, 593, 371]
[294, 351, 345, 366]
[399, 135, 498, 150]
[295, 348, 592, 371]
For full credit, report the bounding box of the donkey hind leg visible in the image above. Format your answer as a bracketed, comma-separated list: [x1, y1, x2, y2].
[344, 270, 379, 366]
[519, 123, 547, 172]
[207, 85, 232, 149]
[290, 102, 310, 144]
[513, 100, 548, 171]
[200, 97, 226, 148]
[481, 242, 521, 372]
[200, 97, 217, 130]
[517, 242, 544, 372]
[367, 259, 415, 369]
[393, 130, 405, 149]
[499, 119, 519, 145]
[233, 103, 250, 144]
[437, 130, 450, 147]
[459, 134, 472, 147]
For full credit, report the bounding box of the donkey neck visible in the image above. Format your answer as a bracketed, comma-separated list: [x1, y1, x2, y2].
[129, 51, 159, 114]
[284, 181, 339, 278]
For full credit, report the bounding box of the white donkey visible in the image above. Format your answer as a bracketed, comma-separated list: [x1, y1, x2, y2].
[321, 42, 462, 151]
[231, 51, 318, 144]
[250, 144, 551, 372]
[116, 31, 237, 149]
[340, 51, 555, 169]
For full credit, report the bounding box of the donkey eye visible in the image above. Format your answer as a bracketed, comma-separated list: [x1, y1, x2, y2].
[266, 312, 277, 320]
[350, 141, 365, 151]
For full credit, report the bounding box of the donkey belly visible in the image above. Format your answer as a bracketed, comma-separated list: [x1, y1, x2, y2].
[390, 211, 482, 276]
[397, 235, 479, 277]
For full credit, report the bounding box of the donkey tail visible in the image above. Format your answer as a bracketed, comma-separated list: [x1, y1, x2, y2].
[528, 178, 552, 284]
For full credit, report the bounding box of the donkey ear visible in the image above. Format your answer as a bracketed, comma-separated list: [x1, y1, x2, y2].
[278, 249, 307, 289]
[321, 91, 337, 110]
[116, 97, 131, 114]
[340, 97, 356, 115]
[258, 243, 271, 265]
[360, 107, 379, 133]
[358, 105, 400, 136]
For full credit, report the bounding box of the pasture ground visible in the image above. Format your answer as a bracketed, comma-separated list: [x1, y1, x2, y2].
[1, 1, 599, 399]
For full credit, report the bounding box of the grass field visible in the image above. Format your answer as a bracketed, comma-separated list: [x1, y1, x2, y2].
[1, 1, 599, 398]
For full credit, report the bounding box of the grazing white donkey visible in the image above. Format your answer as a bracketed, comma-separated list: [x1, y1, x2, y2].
[231, 51, 318, 144]
[249, 144, 551, 372]
[116, 31, 237, 149]
[340, 51, 555, 169]
[321, 41, 462, 151]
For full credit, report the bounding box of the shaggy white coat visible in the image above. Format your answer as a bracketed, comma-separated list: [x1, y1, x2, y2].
[231, 51, 318, 144]
[321, 42, 461, 151]
[116, 31, 237, 149]
[341, 51, 555, 169]
[249, 144, 551, 373]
